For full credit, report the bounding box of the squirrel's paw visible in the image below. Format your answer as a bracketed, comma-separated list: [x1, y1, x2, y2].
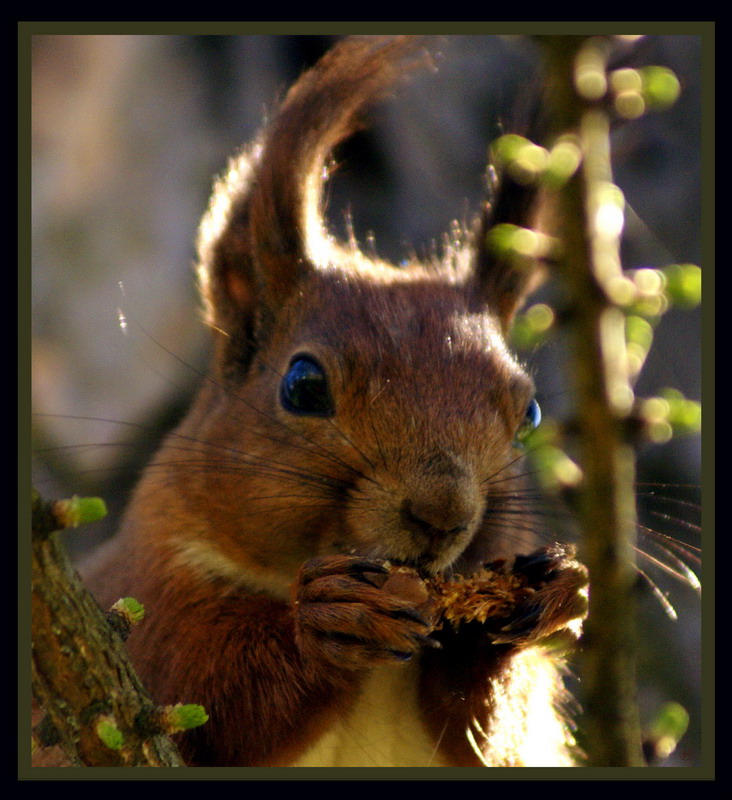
[489, 543, 589, 646]
[294, 555, 440, 670]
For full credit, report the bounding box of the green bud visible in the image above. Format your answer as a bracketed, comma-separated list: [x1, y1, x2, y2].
[633, 293, 669, 319]
[639, 390, 701, 441]
[625, 315, 655, 379]
[164, 703, 209, 733]
[647, 702, 689, 761]
[660, 388, 702, 435]
[110, 597, 145, 626]
[96, 717, 124, 750]
[487, 223, 558, 262]
[492, 134, 534, 165]
[523, 416, 561, 450]
[615, 89, 646, 119]
[55, 495, 107, 528]
[661, 264, 702, 308]
[625, 314, 654, 351]
[511, 303, 556, 350]
[544, 138, 582, 188]
[531, 444, 583, 491]
[639, 66, 681, 109]
[611, 67, 643, 93]
[575, 41, 609, 100]
[492, 134, 549, 184]
[650, 701, 690, 742]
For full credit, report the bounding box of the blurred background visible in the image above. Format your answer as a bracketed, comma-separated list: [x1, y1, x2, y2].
[30, 33, 703, 766]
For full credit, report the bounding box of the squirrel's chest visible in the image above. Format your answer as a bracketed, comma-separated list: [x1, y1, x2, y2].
[290, 660, 447, 767]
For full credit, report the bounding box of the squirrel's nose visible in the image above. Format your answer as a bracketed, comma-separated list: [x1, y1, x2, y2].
[399, 492, 477, 542]
[394, 449, 483, 550]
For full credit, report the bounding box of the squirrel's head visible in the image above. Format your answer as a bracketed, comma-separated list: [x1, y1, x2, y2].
[182, 36, 544, 583]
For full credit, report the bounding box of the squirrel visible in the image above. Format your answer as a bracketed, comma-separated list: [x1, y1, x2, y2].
[79, 35, 589, 768]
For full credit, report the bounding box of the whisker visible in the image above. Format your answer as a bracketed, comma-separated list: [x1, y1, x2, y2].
[634, 543, 700, 593]
[325, 417, 377, 472]
[634, 566, 679, 621]
[34, 410, 366, 490]
[638, 525, 701, 558]
[252, 352, 381, 477]
[645, 511, 701, 535]
[110, 316, 372, 480]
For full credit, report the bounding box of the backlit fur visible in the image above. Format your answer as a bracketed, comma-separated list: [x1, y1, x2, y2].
[82, 35, 578, 768]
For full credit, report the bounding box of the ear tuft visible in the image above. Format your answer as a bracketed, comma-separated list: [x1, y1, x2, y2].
[471, 139, 548, 333]
[195, 36, 430, 377]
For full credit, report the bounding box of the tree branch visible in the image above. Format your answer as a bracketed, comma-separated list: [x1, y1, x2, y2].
[31, 489, 191, 767]
[535, 35, 645, 767]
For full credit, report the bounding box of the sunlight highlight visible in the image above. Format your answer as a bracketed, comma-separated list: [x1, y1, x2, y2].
[117, 308, 128, 333]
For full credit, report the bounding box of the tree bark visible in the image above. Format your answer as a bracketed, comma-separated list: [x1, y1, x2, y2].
[536, 35, 645, 767]
[31, 491, 187, 767]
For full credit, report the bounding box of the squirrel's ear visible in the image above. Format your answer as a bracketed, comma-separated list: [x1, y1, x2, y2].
[470, 83, 550, 334]
[471, 163, 546, 334]
[196, 36, 428, 379]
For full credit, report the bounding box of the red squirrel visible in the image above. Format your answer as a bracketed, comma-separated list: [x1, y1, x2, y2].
[81, 35, 588, 767]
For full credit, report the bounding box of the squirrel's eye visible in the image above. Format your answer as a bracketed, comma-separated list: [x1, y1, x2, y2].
[514, 398, 541, 448]
[280, 356, 334, 417]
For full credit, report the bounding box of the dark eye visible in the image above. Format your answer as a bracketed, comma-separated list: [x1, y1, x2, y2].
[514, 398, 541, 447]
[280, 356, 334, 417]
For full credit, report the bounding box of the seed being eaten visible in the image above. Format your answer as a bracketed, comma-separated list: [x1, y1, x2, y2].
[378, 546, 588, 643]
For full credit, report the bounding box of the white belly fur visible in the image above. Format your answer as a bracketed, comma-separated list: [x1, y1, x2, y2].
[290, 647, 574, 768]
[291, 659, 448, 767]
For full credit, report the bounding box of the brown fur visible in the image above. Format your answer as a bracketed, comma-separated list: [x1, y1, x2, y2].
[80, 35, 582, 767]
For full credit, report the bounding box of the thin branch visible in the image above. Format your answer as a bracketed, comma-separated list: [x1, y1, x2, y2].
[535, 35, 645, 767]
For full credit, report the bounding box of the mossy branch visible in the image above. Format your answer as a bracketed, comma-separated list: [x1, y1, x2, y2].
[31, 489, 196, 767]
[533, 35, 647, 767]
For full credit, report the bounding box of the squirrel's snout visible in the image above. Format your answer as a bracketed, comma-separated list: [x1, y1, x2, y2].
[398, 471, 482, 561]
[399, 497, 474, 540]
